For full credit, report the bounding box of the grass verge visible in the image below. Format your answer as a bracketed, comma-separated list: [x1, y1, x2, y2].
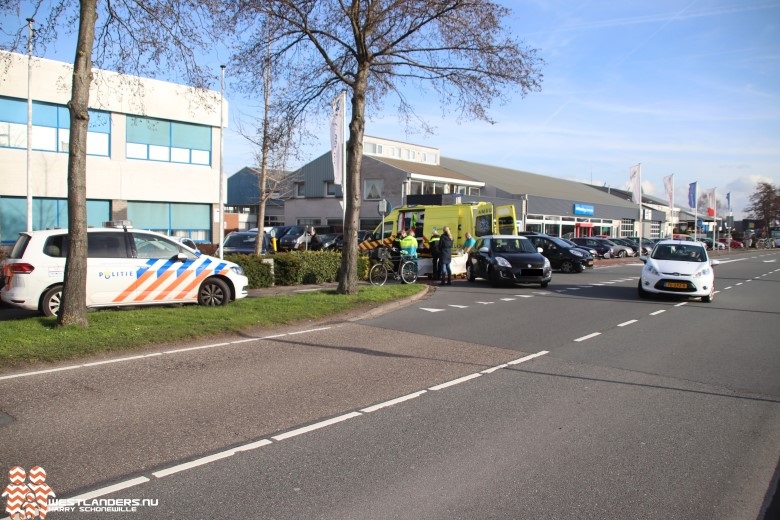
[0, 284, 426, 368]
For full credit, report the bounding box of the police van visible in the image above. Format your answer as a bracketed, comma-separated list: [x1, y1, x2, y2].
[1, 223, 248, 316]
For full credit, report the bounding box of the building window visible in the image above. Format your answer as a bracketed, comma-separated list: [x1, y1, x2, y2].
[620, 218, 634, 237]
[296, 183, 305, 197]
[126, 115, 211, 165]
[0, 96, 110, 156]
[468, 187, 481, 196]
[325, 182, 337, 197]
[364, 179, 383, 200]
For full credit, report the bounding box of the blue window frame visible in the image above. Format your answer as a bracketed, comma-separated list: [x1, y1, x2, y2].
[0, 96, 111, 156]
[126, 115, 211, 165]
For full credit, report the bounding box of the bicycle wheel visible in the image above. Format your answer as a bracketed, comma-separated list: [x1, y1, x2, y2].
[369, 263, 389, 286]
[400, 261, 418, 284]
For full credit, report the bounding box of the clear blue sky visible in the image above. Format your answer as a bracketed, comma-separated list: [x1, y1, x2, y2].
[225, 0, 780, 220]
[4, 1, 778, 219]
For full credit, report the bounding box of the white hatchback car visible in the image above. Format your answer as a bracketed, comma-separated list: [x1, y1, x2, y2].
[638, 239, 719, 303]
[1, 227, 249, 316]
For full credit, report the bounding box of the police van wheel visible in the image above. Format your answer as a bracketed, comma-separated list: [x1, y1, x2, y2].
[40, 285, 63, 317]
[198, 278, 230, 307]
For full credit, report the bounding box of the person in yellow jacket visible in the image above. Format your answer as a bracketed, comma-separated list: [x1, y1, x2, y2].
[400, 228, 418, 259]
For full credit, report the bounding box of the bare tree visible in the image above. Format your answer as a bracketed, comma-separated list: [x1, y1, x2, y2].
[1, 0, 219, 326]
[745, 182, 780, 235]
[231, 24, 300, 254]
[223, 0, 544, 294]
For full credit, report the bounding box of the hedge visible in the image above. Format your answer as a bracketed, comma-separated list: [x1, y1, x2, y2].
[225, 251, 370, 289]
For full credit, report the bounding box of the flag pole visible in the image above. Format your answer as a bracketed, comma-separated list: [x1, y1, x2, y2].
[670, 174, 675, 237]
[638, 164, 643, 252]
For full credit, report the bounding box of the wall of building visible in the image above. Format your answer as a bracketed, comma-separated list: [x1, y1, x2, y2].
[0, 51, 226, 243]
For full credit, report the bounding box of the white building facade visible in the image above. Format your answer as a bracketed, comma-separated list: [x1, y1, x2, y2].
[0, 51, 225, 245]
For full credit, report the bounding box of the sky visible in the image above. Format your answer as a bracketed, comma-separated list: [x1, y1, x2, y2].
[4, 1, 779, 219]
[220, 0, 780, 220]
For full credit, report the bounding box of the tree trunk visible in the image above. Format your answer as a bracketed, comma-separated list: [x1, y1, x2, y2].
[57, 0, 97, 328]
[337, 67, 368, 295]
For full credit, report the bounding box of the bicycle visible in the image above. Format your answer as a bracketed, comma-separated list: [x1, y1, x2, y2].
[369, 247, 418, 286]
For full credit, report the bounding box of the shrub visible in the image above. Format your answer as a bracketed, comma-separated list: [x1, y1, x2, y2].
[225, 254, 274, 289]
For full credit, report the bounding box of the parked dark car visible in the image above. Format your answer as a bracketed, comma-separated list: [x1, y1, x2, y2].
[220, 231, 270, 255]
[329, 230, 373, 251]
[525, 234, 593, 272]
[466, 235, 552, 288]
[560, 237, 597, 257]
[570, 237, 614, 259]
[278, 225, 339, 251]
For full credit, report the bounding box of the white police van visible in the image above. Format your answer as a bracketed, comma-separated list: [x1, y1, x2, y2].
[1, 223, 248, 316]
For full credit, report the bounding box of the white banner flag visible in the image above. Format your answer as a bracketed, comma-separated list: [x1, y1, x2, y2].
[629, 164, 641, 204]
[330, 92, 345, 186]
[663, 174, 673, 207]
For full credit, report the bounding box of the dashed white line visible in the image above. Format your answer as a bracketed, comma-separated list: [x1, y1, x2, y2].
[429, 373, 482, 390]
[506, 351, 549, 365]
[500, 298, 516, 301]
[448, 304, 469, 308]
[421, 307, 446, 312]
[650, 310, 666, 316]
[675, 302, 687, 307]
[361, 391, 428, 413]
[617, 320, 638, 327]
[272, 412, 363, 441]
[476, 301, 495, 305]
[574, 332, 601, 342]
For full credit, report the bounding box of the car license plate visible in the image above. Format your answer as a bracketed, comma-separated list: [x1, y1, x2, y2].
[586, 260, 593, 266]
[664, 281, 687, 289]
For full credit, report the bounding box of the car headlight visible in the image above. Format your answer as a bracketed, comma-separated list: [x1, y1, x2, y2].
[495, 256, 512, 268]
[693, 267, 711, 278]
[543, 257, 551, 268]
[230, 265, 245, 276]
[570, 249, 584, 257]
[646, 265, 659, 276]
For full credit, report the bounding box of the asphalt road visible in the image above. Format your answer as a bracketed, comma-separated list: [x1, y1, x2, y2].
[1, 250, 778, 519]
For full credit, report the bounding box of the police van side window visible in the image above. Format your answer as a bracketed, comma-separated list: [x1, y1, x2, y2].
[43, 236, 65, 257]
[133, 233, 193, 260]
[87, 233, 129, 259]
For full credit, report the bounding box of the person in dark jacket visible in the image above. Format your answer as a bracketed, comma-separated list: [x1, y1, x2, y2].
[438, 226, 454, 285]
[429, 229, 441, 280]
[309, 227, 323, 251]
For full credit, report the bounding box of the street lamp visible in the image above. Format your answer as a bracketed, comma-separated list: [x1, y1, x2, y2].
[26, 17, 34, 232]
[219, 65, 225, 259]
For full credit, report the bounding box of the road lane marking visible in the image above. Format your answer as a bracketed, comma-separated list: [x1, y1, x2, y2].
[476, 301, 495, 305]
[361, 391, 428, 413]
[429, 373, 482, 390]
[40, 350, 552, 504]
[675, 302, 687, 307]
[420, 307, 446, 312]
[506, 351, 549, 365]
[618, 320, 638, 327]
[501, 298, 516, 301]
[448, 304, 469, 308]
[272, 412, 363, 441]
[574, 332, 601, 342]
[650, 310, 666, 316]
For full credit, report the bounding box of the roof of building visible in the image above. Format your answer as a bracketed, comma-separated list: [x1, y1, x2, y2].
[369, 156, 484, 186]
[440, 157, 638, 209]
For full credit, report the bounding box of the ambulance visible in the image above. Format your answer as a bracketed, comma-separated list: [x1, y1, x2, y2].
[359, 201, 518, 276]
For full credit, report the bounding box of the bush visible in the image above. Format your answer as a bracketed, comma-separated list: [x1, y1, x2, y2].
[227, 251, 371, 288]
[224, 254, 274, 289]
